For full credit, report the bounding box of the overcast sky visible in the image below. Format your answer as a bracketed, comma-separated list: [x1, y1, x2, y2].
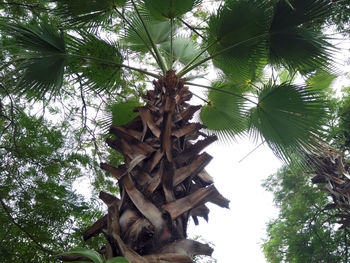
[188, 138, 282, 262]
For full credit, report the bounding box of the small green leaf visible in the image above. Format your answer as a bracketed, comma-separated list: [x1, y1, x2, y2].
[110, 98, 142, 126]
[59, 248, 104, 263]
[106, 257, 129, 263]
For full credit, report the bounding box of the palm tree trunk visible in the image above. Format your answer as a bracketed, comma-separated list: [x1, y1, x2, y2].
[78, 71, 229, 262]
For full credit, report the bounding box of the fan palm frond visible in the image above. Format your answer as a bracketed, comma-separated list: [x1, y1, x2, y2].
[206, 0, 272, 83]
[306, 70, 337, 92]
[0, 21, 66, 98]
[248, 82, 328, 160]
[200, 81, 250, 141]
[121, 10, 174, 53]
[67, 32, 124, 92]
[268, 0, 334, 73]
[160, 37, 204, 68]
[142, 0, 201, 20]
[52, 0, 126, 29]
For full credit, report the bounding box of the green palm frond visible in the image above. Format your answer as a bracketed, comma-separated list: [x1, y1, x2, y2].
[143, 0, 201, 20]
[1, 21, 125, 97]
[52, 0, 125, 29]
[121, 9, 174, 53]
[0, 21, 66, 97]
[248, 82, 328, 160]
[306, 70, 337, 92]
[160, 37, 204, 68]
[200, 81, 250, 141]
[206, 0, 272, 84]
[67, 32, 123, 92]
[269, 0, 333, 73]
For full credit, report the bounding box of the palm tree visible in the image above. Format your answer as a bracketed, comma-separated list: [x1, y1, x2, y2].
[0, 0, 337, 262]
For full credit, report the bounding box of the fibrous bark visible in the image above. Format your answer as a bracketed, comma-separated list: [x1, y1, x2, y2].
[308, 143, 350, 229]
[77, 71, 229, 262]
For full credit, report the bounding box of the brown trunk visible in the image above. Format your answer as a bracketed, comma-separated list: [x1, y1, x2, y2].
[76, 71, 229, 262]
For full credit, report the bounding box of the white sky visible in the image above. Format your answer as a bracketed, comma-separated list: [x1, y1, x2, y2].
[188, 139, 282, 263]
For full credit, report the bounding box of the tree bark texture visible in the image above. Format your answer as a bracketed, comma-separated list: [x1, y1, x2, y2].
[74, 71, 229, 262]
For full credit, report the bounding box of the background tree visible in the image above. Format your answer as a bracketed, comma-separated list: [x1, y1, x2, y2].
[0, 0, 348, 262]
[262, 84, 350, 263]
[262, 158, 349, 263]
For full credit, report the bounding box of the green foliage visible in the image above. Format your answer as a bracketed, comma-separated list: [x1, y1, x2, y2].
[143, 0, 201, 20]
[262, 158, 348, 262]
[0, 21, 66, 97]
[268, 0, 333, 72]
[248, 82, 328, 160]
[121, 9, 173, 52]
[200, 81, 248, 140]
[67, 32, 123, 92]
[1, 21, 124, 98]
[160, 37, 203, 67]
[60, 248, 129, 263]
[207, 0, 271, 83]
[52, 0, 125, 29]
[0, 101, 104, 262]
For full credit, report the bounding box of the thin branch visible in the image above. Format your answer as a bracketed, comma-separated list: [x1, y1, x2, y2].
[239, 140, 266, 163]
[185, 81, 257, 105]
[191, 92, 210, 104]
[178, 18, 205, 39]
[0, 199, 56, 255]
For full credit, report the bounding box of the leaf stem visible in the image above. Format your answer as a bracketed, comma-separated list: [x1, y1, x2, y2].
[67, 54, 160, 78]
[185, 81, 257, 105]
[130, 0, 168, 74]
[113, 7, 158, 63]
[177, 40, 217, 76]
[179, 33, 268, 77]
[170, 18, 174, 68]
